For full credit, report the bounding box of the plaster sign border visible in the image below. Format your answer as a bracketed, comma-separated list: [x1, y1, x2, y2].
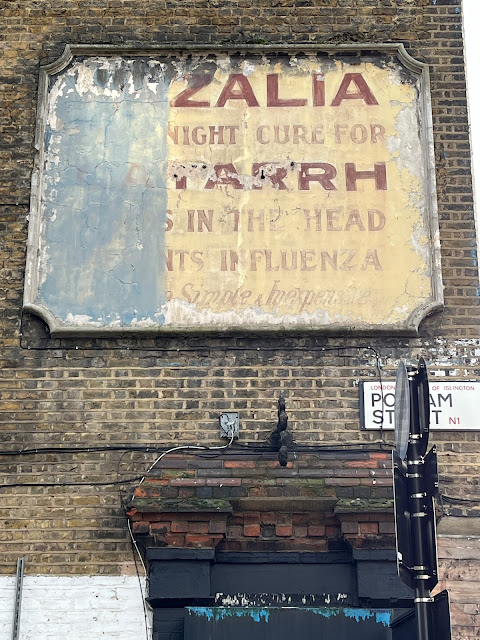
[24, 43, 443, 336]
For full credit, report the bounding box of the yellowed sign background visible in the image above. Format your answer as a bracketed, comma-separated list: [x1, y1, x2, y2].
[161, 53, 436, 330]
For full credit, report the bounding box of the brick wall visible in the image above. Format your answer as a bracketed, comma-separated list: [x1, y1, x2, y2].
[1, 1, 479, 638]
[128, 451, 394, 552]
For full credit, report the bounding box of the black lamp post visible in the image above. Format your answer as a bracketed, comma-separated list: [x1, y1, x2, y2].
[393, 358, 441, 640]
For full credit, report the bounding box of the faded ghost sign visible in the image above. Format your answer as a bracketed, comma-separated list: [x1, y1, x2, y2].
[24, 45, 443, 333]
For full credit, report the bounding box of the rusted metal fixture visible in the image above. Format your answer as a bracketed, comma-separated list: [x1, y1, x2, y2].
[270, 395, 294, 466]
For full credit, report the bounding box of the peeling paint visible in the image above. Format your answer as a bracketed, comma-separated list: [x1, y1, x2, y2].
[215, 592, 350, 607]
[25, 47, 442, 333]
[188, 606, 391, 626]
[191, 607, 270, 623]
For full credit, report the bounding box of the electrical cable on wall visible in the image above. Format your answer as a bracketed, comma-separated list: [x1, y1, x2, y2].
[134, 432, 236, 493]
[116, 429, 238, 639]
[122, 435, 236, 563]
[0, 439, 392, 458]
[439, 493, 480, 505]
[19, 312, 383, 359]
[0, 441, 394, 489]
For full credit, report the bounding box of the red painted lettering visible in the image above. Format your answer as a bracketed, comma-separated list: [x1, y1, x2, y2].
[345, 163, 387, 191]
[204, 164, 244, 189]
[267, 74, 307, 107]
[216, 74, 259, 107]
[312, 73, 325, 106]
[331, 73, 379, 106]
[171, 73, 212, 107]
[368, 209, 386, 231]
[361, 249, 382, 270]
[344, 209, 365, 231]
[299, 163, 337, 190]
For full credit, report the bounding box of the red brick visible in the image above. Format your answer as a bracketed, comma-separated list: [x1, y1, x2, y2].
[292, 514, 308, 525]
[244, 512, 260, 525]
[157, 513, 177, 521]
[209, 521, 227, 534]
[185, 534, 223, 548]
[379, 521, 396, 534]
[206, 478, 242, 486]
[244, 524, 261, 537]
[325, 478, 361, 486]
[185, 512, 219, 522]
[171, 520, 189, 533]
[275, 525, 293, 537]
[164, 533, 186, 546]
[227, 525, 243, 538]
[143, 513, 163, 522]
[341, 521, 359, 534]
[249, 487, 267, 497]
[185, 534, 212, 547]
[189, 521, 209, 534]
[307, 525, 326, 537]
[335, 469, 370, 478]
[260, 512, 276, 525]
[359, 522, 379, 535]
[293, 526, 308, 538]
[132, 521, 149, 534]
[345, 460, 378, 468]
[267, 461, 294, 469]
[150, 523, 169, 534]
[178, 488, 195, 498]
[224, 461, 255, 469]
[289, 539, 328, 551]
[360, 477, 392, 486]
[339, 513, 362, 521]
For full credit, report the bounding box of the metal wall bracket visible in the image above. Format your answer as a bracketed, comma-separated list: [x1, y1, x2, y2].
[11, 557, 25, 640]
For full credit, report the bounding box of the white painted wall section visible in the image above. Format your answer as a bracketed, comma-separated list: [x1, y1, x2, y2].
[0, 575, 151, 640]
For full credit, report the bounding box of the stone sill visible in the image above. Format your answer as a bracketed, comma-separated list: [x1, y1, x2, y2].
[334, 498, 394, 514]
[130, 496, 395, 515]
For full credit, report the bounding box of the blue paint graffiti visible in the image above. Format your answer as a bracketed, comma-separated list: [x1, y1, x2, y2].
[190, 607, 271, 623]
[344, 607, 390, 626]
[376, 611, 392, 626]
[189, 606, 391, 626]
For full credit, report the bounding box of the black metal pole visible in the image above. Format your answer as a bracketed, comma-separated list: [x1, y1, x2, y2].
[407, 374, 433, 640]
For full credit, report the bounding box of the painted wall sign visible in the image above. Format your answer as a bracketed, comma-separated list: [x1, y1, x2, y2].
[24, 44, 443, 333]
[360, 381, 480, 430]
